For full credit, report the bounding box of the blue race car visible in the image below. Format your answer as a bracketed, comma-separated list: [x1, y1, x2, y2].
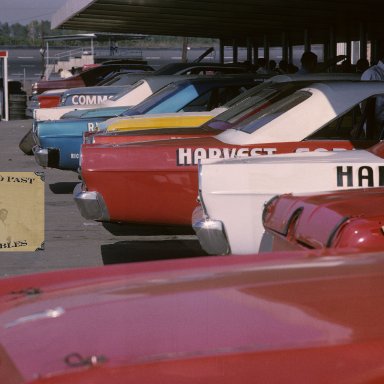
[32, 75, 259, 170]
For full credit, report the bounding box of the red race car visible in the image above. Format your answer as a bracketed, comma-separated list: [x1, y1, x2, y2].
[263, 187, 384, 252]
[31, 63, 153, 95]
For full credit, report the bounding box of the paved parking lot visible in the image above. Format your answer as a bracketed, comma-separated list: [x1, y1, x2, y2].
[0, 119, 207, 277]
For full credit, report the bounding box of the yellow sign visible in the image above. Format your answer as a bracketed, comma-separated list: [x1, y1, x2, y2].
[0, 172, 44, 251]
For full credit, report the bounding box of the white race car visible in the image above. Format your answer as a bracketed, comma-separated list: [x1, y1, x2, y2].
[192, 81, 384, 255]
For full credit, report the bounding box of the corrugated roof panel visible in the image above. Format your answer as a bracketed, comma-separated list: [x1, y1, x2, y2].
[51, 0, 384, 45]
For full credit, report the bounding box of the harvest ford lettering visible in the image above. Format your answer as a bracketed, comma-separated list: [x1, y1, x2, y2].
[176, 147, 346, 166]
[177, 147, 276, 165]
[337, 166, 384, 187]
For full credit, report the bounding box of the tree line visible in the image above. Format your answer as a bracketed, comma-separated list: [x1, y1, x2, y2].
[1, 21, 53, 46]
[0, 20, 216, 48]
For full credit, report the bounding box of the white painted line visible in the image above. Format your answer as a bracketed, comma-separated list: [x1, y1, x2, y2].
[145, 56, 160, 59]
[171, 56, 182, 59]
[17, 56, 34, 59]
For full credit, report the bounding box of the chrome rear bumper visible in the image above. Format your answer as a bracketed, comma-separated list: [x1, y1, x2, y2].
[73, 182, 110, 221]
[33, 145, 59, 168]
[192, 205, 230, 255]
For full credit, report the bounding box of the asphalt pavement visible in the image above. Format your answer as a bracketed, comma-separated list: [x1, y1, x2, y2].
[0, 118, 207, 278]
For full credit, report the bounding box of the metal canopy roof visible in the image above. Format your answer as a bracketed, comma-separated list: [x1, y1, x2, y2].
[43, 32, 146, 42]
[52, 0, 383, 46]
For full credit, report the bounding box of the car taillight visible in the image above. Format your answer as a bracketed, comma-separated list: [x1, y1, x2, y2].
[83, 131, 96, 144]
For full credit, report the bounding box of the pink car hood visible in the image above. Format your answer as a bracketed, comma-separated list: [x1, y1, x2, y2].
[1, 252, 384, 383]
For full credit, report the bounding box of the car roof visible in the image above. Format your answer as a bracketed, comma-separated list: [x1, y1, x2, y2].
[154, 62, 250, 75]
[217, 72, 361, 108]
[150, 74, 260, 86]
[216, 80, 384, 145]
[270, 72, 361, 82]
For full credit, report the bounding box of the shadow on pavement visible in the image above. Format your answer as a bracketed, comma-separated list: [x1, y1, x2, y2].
[101, 239, 208, 264]
[102, 222, 195, 236]
[49, 182, 79, 194]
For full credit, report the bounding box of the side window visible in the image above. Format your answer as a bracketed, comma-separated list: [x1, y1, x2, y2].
[181, 90, 212, 111]
[216, 86, 250, 106]
[181, 85, 253, 112]
[306, 98, 378, 140]
[147, 84, 199, 114]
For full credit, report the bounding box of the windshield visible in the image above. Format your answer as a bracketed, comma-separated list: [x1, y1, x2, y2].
[208, 81, 311, 127]
[236, 90, 311, 133]
[121, 82, 198, 115]
[219, 87, 281, 124]
[97, 73, 127, 86]
[223, 81, 273, 108]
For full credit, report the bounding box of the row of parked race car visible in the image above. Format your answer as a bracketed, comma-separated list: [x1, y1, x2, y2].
[24, 62, 384, 256]
[4, 60, 384, 383]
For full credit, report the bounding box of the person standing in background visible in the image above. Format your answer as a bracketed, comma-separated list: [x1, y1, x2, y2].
[356, 58, 369, 73]
[361, 50, 384, 138]
[361, 53, 384, 81]
[297, 51, 318, 74]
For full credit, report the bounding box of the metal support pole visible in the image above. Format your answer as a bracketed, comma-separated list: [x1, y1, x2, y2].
[232, 39, 238, 63]
[181, 37, 189, 63]
[304, 29, 311, 52]
[219, 39, 225, 63]
[46, 41, 49, 78]
[0, 51, 9, 121]
[288, 43, 293, 64]
[263, 35, 269, 62]
[359, 22, 367, 61]
[246, 38, 253, 63]
[282, 32, 288, 62]
[346, 39, 352, 61]
[370, 39, 384, 65]
[4, 56, 8, 121]
[323, 40, 329, 63]
[329, 26, 336, 69]
[253, 40, 259, 65]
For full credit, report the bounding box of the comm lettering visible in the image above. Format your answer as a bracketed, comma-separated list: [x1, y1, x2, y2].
[71, 95, 112, 105]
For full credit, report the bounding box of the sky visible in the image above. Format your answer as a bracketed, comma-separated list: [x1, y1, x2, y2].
[0, 0, 64, 24]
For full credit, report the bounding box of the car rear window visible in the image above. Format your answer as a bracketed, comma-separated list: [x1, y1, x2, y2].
[237, 91, 311, 133]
